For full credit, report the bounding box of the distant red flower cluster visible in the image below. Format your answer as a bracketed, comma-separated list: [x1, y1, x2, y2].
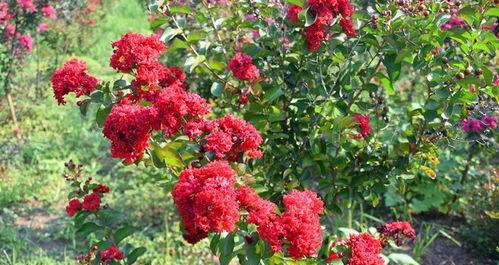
[378, 221, 416, 246]
[352, 113, 372, 139]
[100, 246, 123, 262]
[461, 115, 497, 133]
[304, 0, 356, 51]
[227, 52, 260, 81]
[327, 221, 416, 263]
[51, 59, 98, 105]
[65, 184, 109, 217]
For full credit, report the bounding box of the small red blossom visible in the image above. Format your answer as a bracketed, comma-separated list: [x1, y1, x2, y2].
[100, 246, 123, 261]
[203, 114, 263, 161]
[378, 221, 416, 246]
[82, 192, 101, 211]
[172, 161, 240, 244]
[352, 114, 371, 138]
[66, 198, 82, 217]
[93, 184, 110, 194]
[305, 23, 327, 51]
[326, 239, 346, 262]
[51, 59, 98, 105]
[482, 115, 497, 129]
[287, 5, 302, 22]
[227, 52, 260, 81]
[103, 104, 156, 163]
[110, 32, 166, 72]
[347, 233, 384, 265]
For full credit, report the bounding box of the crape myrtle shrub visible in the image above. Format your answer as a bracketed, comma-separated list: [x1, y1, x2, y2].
[51, 0, 498, 264]
[0, 0, 57, 95]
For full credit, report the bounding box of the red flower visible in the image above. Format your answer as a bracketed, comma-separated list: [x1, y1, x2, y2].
[287, 5, 302, 22]
[340, 18, 356, 37]
[152, 84, 211, 136]
[305, 23, 327, 51]
[305, 0, 355, 51]
[460, 118, 483, 133]
[110, 32, 166, 72]
[172, 161, 240, 244]
[481, 115, 497, 129]
[66, 198, 82, 217]
[93, 184, 110, 194]
[103, 104, 156, 163]
[237, 185, 284, 252]
[378, 221, 416, 246]
[203, 114, 263, 161]
[51, 59, 98, 105]
[82, 193, 101, 211]
[352, 114, 371, 138]
[227, 53, 260, 81]
[100, 246, 123, 261]
[281, 189, 324, 259]
[347, 233, 384, 265]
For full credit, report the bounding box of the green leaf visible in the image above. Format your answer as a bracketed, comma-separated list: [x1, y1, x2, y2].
[79, 99, 91, 116]
[127, 247, 147, 265]
[169, 5, 192, 14]
[383, 53, 401, 82]
[153, 143, 184, 169]
[160, 28, 182, 43]
[376, 73, 394, 95]
[220, 233, 235, 256]
[90, 91, 103, 103]
[484, 7, 499, 17]
[74, 211, 90, 229]
[76, 222, 102, 237]
[210, 234, 221, 255]
[338, 227, 358, 238]
[150, 18, 169, 31]
[284, 0, 304, 7]
[96, 105, 113, 127]
[263, 86, 284, 103]
[388, 253, 419, 265]
[305, 8, 316, 27]
[113, 225, 136, 245]
[338, 116, 356, 130]
[184, 55, 206, 73]
[210, 82, 224, 98]
[186, 31, 207, 43]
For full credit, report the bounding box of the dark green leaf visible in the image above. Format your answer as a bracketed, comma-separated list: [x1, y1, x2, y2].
[127, 247, 147, 265]
[113, 225, 136, 245]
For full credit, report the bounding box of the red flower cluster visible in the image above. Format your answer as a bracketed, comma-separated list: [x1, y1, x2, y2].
[281, 189, 324, 258]
[65, 198, 82, 217]
[102, 104, 156, 163]
[347, 233, 384, 265]
[237, 185, 284, 252]
[65, 184, 109, 217]
[326, 238, 346, 262]
[287, 5, 302, 22]
[110, 32, 166, 73]
[172, 161, 240, 244]
[305, 0, 356, 51]
[237, 187, 324, 258]
[460, 115, 497, 133]
[227, 52, 260, 81]
[51, 59, 98, 105]
[352, 113, 371, 139]
[203, 114, 263, 161]
[378, 221, 416, 246]
[152, 83, 211, 136]
[100, 246, 123, 261]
